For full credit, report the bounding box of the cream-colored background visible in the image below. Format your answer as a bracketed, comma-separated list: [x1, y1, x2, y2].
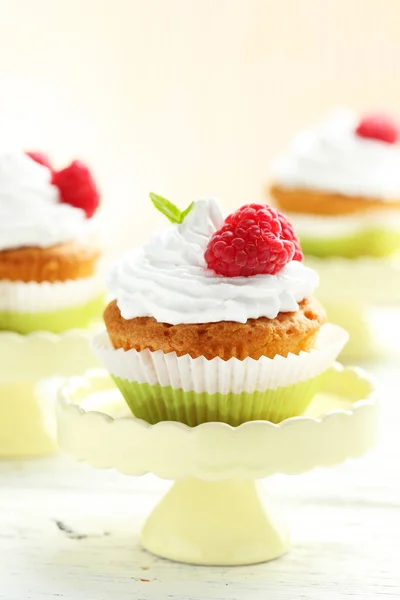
[1, 0, 399, 257]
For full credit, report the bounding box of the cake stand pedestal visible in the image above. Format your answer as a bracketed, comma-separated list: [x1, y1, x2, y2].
[57, 363, 378, 566]
[141, 477, 289, 565]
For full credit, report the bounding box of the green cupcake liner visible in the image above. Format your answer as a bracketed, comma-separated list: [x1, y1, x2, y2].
[0, 294, 105, 334]
[301, 228, 400, 259]
[112, 374, 324, 426]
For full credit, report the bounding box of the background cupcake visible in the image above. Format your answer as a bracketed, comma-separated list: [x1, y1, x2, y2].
[269, 109, 400, 259]
[94, 195, 347, 426]
[268, 110, 400, 359]
[0, 151, 104, 333]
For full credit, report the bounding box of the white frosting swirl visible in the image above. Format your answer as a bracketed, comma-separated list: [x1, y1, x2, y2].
[272, 109, 400, 200]
[0, 153, 87, 251]
[109, 199, 319, 325]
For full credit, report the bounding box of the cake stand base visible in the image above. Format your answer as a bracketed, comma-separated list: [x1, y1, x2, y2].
[141, 477, 290, 566]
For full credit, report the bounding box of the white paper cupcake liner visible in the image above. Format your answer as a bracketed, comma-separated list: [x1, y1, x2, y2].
[0, 275, 104, 313]
[93, 323, 348, 394]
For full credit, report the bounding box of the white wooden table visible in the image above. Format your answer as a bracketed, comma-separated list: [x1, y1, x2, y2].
[1, 360, 399, 600]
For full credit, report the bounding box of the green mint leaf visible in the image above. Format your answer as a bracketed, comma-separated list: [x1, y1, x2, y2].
[180, 201, 194, 222]
[149, 193, 182, 223]
[149, 193, 194, 224]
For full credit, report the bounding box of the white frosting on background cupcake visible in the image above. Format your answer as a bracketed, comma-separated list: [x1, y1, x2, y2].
[0, 153, 87, 251]
[272, 109, 400, 200]
[109, 198, 319, 325]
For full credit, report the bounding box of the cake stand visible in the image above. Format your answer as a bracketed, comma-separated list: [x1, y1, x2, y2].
[57, 362, 378, 566]
[0, 329, 101, 457]
[306, 255, 400, 360]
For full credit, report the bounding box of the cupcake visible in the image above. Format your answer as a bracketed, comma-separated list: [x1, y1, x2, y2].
[93, 195, 347, 426]
[0, 151, 104, 333]
[269, 110, 400, 259]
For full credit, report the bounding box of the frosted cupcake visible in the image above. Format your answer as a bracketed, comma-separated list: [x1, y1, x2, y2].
[0, 152, 104, 333]
[93, 195, 347, 426]
[269, 110, 400, 258]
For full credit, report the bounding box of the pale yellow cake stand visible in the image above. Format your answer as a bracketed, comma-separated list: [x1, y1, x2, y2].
[306, 255, 400, 361]
[0, 330, 101, 457]
[57, 363, 378, 566]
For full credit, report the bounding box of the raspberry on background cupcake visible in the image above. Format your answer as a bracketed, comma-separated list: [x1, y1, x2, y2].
[269, 110, 400, 259]
[94, 195, 347, 426]
[0, 152, 104, 333]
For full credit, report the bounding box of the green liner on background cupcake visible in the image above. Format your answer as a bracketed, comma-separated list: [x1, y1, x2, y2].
[94, 194, 348, 426]
[0, 278, 104, 334]
[290, 219, 400, 260]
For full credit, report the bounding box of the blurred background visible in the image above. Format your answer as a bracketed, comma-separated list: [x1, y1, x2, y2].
[1, 0, 399, 258]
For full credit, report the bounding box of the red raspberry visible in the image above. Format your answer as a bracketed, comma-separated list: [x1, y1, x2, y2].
[355, 113, 399, 144]
[225, 203, 282, 236]
[205, 203, 297, 277]
[52, 160, 100, 218]
[26, 151, 53, 171]
[276, 210, 303, 262]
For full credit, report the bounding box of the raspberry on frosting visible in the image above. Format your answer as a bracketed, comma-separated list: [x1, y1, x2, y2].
[276, 210, 303, 262]
[205, 203, 301, 277]
[225, 203, 282, 236]
[355, 113, 399, 144]
[52, 160, 100, 218]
